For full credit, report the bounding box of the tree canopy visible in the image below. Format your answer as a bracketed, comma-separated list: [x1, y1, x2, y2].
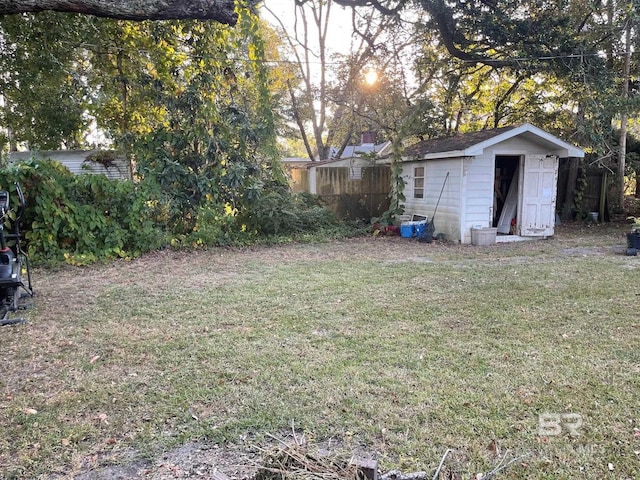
[0, 5, 339, 262]
[285, 2, 637, 167]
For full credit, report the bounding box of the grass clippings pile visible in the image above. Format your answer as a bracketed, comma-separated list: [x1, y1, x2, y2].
[1, 222, 639, 479]
[253, 434, 364, 480]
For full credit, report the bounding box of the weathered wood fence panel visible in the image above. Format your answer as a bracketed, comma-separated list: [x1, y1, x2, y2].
[289, 168, 309, 193]
[557, 160, 607, 218]
[315, 166, 391, 221]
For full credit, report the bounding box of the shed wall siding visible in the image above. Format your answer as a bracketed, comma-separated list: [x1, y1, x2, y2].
[461, 154, 494, 243]
[400, 126, 577, 243]
[402, 158, 463, 242]
[402, 139, 562, 244]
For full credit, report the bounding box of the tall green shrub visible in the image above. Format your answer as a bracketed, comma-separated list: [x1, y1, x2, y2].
[0, 159, 165, 265]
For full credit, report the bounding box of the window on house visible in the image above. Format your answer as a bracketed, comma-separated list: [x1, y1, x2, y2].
[414, 166, 424, 199]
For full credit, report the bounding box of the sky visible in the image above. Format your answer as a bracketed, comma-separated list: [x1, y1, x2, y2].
[258, 0, 356, 57]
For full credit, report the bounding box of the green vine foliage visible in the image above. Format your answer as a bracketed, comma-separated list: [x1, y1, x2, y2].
[572, 163, 589, 220]
[388, 136, 407, 221]
[372, 136, 406, 226]
[0, 159, 164, 265]
[0, 157, 346, 265]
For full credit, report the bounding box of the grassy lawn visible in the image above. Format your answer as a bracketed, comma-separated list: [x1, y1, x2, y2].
[1, 223, 639, 479]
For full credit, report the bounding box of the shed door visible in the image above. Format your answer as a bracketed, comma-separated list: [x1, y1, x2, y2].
[519, 155, 558, 236]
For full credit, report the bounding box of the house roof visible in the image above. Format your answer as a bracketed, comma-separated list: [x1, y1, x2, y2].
[308, 140, 392, 168]
[404, 123, 584, 159]
[282, 157, 312, 168]
[330, 141, 389, 160]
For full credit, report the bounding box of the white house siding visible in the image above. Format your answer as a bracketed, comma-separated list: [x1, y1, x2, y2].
[402, 158, 463, 242]
[8, 150, 131, 180]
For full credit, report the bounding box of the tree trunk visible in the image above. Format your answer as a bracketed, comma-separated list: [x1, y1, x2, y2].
[0, 0, 242, 24]
[619, 18, 632, 211]
[561, 157, 579, 222]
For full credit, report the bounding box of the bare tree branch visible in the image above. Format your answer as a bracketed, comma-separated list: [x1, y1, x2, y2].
[308, 0, 515, 68]
[330, 0, 407, 16]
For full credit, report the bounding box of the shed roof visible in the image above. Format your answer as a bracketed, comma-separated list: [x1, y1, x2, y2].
[404, 123, 584, 159]
[282, 157, 312, 168]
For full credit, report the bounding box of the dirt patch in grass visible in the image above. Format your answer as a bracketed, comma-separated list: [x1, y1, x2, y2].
[57, 434, 378, 480]
[64, 441, 260, 480]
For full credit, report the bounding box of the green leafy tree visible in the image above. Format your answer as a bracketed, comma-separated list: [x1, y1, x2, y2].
[0, 0, 347, 265]
[85, 20, 186, 143]
[129, 9, 286, 241]
[0, 13, 91, 150]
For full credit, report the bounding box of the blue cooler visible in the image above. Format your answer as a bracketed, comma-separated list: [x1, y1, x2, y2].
[400, 222, 414, 238]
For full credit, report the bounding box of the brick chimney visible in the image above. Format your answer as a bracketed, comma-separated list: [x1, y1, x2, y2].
[360, 131, 376, 146]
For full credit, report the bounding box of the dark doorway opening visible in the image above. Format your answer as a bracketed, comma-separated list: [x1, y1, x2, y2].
[493, 156, 520, 228]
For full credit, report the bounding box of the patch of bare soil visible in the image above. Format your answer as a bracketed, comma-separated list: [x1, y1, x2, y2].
[62, 434, 376, 480]
[66, 441, 261, 480]
[64, 436, 506, 480]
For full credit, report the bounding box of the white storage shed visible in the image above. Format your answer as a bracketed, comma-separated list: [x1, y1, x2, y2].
[399, 124, 584, 243]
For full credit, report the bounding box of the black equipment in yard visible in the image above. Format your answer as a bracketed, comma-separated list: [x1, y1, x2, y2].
[0, 183, 34, 326]
[418, 172, 449, 243]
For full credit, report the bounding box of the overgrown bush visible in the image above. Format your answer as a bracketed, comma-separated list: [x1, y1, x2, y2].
[0, 159, 361, 266]
[240, 187, 339, 236]
[187, 201, 254, 248]
[0, 159, 165, 265]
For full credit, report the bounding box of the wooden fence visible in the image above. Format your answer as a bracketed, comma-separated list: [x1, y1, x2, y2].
[314, 166, 391, 221]
[557, 160, 609, 220]
[289, 168, 309, 193]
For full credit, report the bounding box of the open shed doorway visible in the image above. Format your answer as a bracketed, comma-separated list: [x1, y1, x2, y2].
[493, 155, 520, 232]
